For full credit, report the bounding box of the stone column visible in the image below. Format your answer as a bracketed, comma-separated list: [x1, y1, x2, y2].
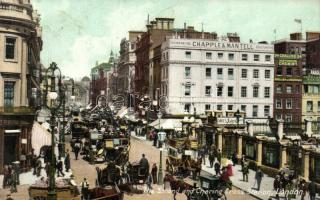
[305, 119, 313, 137]
[217, 131, 223, 151]
[247, 121, 254, 137]
[302, 151, 310, 181]
[237, 135, 243, 160]
[277, 119, 284, 140]
[280, 146, 287, 169]
[256, 141, 262, 166]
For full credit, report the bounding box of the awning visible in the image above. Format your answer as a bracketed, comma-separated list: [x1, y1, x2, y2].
[116, 107, 128, 118]
[150, 118, 202, 130]
[32, 122, 52, 156]
[5, 129, 21, 134]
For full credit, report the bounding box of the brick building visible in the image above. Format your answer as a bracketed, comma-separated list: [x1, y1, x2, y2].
[273, 33, 305, 124]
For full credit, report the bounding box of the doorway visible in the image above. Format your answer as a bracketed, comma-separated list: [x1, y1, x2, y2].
[4, 135, 18, 165]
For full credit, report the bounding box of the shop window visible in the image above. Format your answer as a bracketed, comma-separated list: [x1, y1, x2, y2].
[263, 145, 279, 168]
[245, 143, 255, 159]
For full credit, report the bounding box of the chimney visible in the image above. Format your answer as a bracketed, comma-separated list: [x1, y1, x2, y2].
[290, 32, 302, 40]
[305, 118, 313, 137]
[247, 121, 254, 137]
[184, 22, 187, 38]
[277, 119, 284, 140]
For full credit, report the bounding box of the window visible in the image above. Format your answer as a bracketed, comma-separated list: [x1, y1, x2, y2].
[5, 37, 16, 59]
[228, 68, 234, 80]
[217, 86, 223, 96]
[241, 69, 247, 78]
[242, 54, 248, 61]
[265, 70, 271, 79]
[185, 51, 191, 58]
[276, 85, 282, 93]
[307, 101, 313, 112]
[252, 105, 258, 117]
[276, 114, 282, 120]
[228, 53, 234, 61]
[206, 52, 212, 59]
[184, 104, 191, 113]
[277, 67, 282, 76]
[264, 87, 270, 98]
[318, 101, 320, 112]
[4, 82, 15, 107]
[228, 86, 233, 97]
[253, 86, 259, 98]
[276, 99, 282, 109]
[285, 115, 292, 122]
[245, 143, 255, 159]
[185, 85, 191, 96]
[241, 105, 246, 112]
[286, 67, 292, 76]
[241, 87, 247, 97]
[217, 105, 223, 110]
[286, 99, 292, 109]
[205, 104, 211, 110]
[264, 105, 270, 117]
[205, 68, 211, 78]
[254, 54, 260, 61]
[253, 69, 259, 78]
[218, 53, 223, 59]
[296, 85, 301, 94]
[286, 85, 293, 93]
[265, 55, 271, 62]
[217, 68, 223, 79]
[205, 86, 211, 96]
[228, 105, 233, 111]
[185, 67, 191, 78]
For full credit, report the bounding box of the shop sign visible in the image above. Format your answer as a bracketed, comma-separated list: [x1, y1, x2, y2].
[217, 117, 244, 125]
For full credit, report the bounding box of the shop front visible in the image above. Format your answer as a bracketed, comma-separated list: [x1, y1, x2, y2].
[222, 133, 237, 157]
[242, 137, 257, 161]
[262, 142, 280, 169]
[287, 145, 302, 177]
[310, 152, 320, 183]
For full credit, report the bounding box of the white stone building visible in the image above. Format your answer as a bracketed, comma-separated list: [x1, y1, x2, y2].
[160, 36, 274, 118]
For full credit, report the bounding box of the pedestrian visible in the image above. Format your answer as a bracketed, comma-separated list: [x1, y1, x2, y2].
[81, 178, 89, 200]
[201, 145, 207, 165]
[308, 179, 317, 200]
[64, 150, 71, 172]
[214, 161, 221, 175]
[32, 155, 37, 175]
[254, 167, 264, 191]
[36, 158, 42, 177]
[299, 179, 307, 200]
[232, 151, 237, 166]
[217, 149, 222, 164]
[241, 155, 246, 171]
[242, 161, 249, 182]
[74, 144, 80, 160]
[273, 175, 281, 199]
[139, 154, 149, 177]
[209, 151, 215, 168]
[151, 163, 158, 184]
[153, 131, 158, 147]
[10, 169, 17, 193]
[146, 173, 153, 194]
[3, 165, 8, 188]
[56, 160, 65, 177]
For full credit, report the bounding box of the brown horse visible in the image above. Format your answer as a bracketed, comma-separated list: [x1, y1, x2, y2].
[163, 174, 195, 200]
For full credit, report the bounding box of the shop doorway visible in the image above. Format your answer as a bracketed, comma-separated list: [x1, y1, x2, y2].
[4, 135, 18, 165]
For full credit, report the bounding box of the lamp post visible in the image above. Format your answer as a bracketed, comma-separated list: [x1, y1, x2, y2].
[157, 110, 164, 186]
[45, 62, 63, 200]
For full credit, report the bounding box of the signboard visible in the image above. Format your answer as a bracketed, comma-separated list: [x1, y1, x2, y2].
[217, 117, 244, 125]
[105, 140, 113, 148]
[274, 54, 302, 59]
[21, 139, 27, 144]
[168, 39, 273, 52]
[278, 60, 298, 66]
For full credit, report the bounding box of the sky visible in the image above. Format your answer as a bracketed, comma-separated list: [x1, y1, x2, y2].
[32, 0, 320, 79]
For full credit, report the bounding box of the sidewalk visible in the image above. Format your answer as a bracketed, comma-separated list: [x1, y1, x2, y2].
[201, 158, 320, 200]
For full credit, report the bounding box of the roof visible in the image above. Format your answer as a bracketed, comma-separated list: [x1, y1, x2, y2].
[90, 62, 112, 73]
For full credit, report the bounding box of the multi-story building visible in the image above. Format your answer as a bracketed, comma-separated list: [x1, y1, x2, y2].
[273, 33, 305, 124]
[0, 0, 42, 173]
[161, 36, 274, 117]
[117, 31, 143, 106]
[135, 17, 217, 101]
[90, 52, 114, 107]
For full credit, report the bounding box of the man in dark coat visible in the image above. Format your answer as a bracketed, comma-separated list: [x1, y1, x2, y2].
[56, 160, 65, 177]
[139, 154, 149, 177]
[209, 151, 215, 168]
[64, 150, 71, 172]
[308, 180, 317, 200]
[74, 143, 80, 160]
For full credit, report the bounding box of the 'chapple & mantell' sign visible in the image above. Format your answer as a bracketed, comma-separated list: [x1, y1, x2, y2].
[169, 39, 273, 51]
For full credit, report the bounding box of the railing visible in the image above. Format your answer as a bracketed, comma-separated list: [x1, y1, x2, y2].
[0, 106, 35, 114]
[0, 3, 23, 13]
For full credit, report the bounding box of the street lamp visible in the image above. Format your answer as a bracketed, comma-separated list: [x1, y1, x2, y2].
[45, 62, 63, 200]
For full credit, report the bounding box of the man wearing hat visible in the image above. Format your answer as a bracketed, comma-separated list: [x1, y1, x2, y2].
[81, 177, 89, 200]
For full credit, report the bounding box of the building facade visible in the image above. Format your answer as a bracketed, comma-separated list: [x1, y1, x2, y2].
[0, 0, 42, 173]
[161, 37, 274, 117]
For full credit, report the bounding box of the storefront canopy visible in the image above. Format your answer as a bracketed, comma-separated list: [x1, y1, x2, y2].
[32, 122, 52, 156]
[150, 118, 202, 130]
